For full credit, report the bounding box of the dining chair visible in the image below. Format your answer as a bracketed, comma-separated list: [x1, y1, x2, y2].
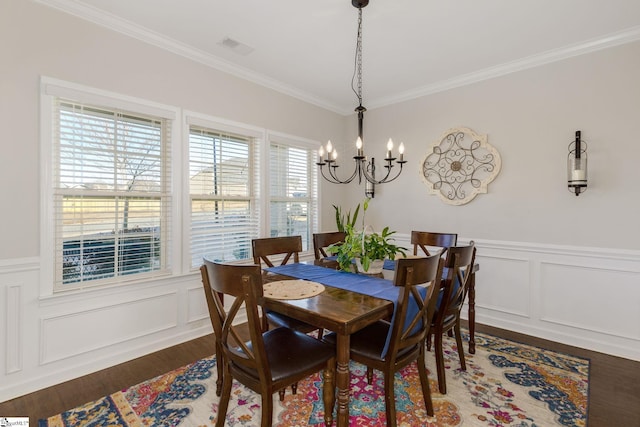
[430, 241, 476, 394]
[412, 231, 458, 341]
[203, 260, 336, 427]
[252, 236, 323, 339]
[411, 230, 458, 257]
[323, 255, 444, 426]
[312, 231, 346, 269]
[200, 260, 226, 397]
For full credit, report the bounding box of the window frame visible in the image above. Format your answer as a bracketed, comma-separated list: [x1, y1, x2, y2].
[40, 78, 322, 295]
[183, 112, 265, 271]
[40, 77, 181, 296]
[265, 131, 320, 251]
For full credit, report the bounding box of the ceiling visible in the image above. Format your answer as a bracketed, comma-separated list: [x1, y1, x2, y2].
[39, 0, 640, 115]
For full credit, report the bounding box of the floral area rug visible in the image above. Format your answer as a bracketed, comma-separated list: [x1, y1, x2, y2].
[39, 331, 589, 426]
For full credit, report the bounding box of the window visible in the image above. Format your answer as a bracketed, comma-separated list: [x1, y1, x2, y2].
[47, 93, 173, 291]
[41, 78, 320, 293]
[269, 136, 318, 250]
[188, 123, 260, 267]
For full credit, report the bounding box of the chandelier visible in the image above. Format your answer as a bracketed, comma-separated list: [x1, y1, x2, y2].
[316, 0, 406, 197]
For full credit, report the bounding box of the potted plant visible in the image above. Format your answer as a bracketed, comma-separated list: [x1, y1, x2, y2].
[328, 199, 406, 274]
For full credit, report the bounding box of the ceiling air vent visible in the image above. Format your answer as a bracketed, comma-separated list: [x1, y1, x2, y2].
[219, 37, 254, 56]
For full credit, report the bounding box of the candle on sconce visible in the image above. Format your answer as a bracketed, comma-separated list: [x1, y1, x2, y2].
[386, 138, 394, 159]
[326, 140, 333, 161]
[356, 136, 363, 157]
[398, 142, 405, 162]
[571, 169, 586, 182]
[332, 149, 338, 161]
[318, 146, 325, 163]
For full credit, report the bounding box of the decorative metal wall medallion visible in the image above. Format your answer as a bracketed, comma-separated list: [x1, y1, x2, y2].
[420, 127, 501, 205]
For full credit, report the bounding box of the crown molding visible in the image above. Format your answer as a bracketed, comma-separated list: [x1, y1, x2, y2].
[35, 0, 640, 115]
[34, 0, 349, 115]
[369, 25, 640, 110]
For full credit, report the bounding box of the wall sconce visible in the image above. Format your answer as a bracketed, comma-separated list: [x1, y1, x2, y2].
[567, 130, 587, 196]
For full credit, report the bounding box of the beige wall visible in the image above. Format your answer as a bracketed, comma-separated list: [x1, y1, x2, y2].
[344, 40, 640, 249]
[0, 0, 345, 260]
[1, 0, 640, 403]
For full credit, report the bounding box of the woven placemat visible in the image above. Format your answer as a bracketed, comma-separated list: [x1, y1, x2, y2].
[263, 280, 325, 300]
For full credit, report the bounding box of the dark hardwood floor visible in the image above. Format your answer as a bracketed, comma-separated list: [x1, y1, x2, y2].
[1, 323, 639, 426]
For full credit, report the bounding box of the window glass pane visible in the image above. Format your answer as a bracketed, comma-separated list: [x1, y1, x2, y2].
[269, 142, 315, 250]
[59, 104, 162, 192]
[189, 126, 258, 267]
[191, 200, 253, 264]
[54, 100, 170, 290]
[189, 130, 250, 197]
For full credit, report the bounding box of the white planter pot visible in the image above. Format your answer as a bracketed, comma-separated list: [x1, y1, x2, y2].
[355, 258, 385, 275]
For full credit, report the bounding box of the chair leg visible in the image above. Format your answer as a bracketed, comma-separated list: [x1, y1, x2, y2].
[426, 333, 432, 351]
[454, 321, 466, 371]
[435, 332, 447, 394]
[322, 358, 336, 427]
[291, 382, 297, 395]
[384, 369, 397, 427]
[261, 393, 274, 427]
[417, 348, 434, 417]
[278, 389, 286, 401]
[215, 343, 224, 397]
[216, 365, 233, 427]
[366, 367, 374, 384]
[316, 328, 324, 339]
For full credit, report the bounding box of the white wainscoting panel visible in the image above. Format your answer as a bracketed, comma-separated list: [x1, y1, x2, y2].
[5, 284, 23, 375]
[187, 285, 209, 324]
[474, 254, 531, 318]
[2, 239, 640, 402]
[540, 261, 640, 340]
[40, 292, 179, 365]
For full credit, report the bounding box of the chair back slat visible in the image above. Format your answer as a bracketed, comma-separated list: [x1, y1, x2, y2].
[202, 261, 269, 378]
[252, 236, 302, 268]
[411, 231, 458, 257]
[437, 242, 476, 321]
[387, 255, 443, 358]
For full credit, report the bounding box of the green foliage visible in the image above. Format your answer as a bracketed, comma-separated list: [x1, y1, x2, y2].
[333, 203, 360, 233]
[328, 199, 405, 272]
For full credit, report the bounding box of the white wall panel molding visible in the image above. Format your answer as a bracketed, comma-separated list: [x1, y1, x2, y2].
[3, 238, 640, 402]
[0, 325, 209, 403]
[40, 292, 180, 365]
[187, 285, 208, 325]
[0, 257, 40, 274]
[461, 238, 640, 361]
[5, 284, 23, 375]
[539, 261, 640, 341]
[473, 254, 531, 318]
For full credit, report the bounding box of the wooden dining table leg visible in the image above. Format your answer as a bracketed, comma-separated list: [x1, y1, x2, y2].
[468, 272, 476, 354]
[336, 333, 351, 426]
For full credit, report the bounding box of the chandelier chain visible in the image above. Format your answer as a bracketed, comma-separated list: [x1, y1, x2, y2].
[357, 7, 363, 105]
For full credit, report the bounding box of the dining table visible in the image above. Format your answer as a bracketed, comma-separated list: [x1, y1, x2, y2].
[261, 259, 478, 426]
[261, 262, 430, 427]
[314, 256, 480, 354]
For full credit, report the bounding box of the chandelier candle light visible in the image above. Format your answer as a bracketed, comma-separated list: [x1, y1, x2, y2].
[316, 0, 406, 197]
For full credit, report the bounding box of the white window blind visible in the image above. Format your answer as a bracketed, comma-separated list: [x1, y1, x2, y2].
[269, 141, 318, 250]
[53, 100, 172, 290]
[189, 126, 259, 267]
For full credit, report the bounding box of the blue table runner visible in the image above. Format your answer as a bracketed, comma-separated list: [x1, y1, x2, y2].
[265, 263, 426, 357]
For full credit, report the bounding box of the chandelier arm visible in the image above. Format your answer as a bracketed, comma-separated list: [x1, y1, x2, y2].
[360, 160, 405, 184]
[318, 165, 344, 184]
[322, 161, 361, 184]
